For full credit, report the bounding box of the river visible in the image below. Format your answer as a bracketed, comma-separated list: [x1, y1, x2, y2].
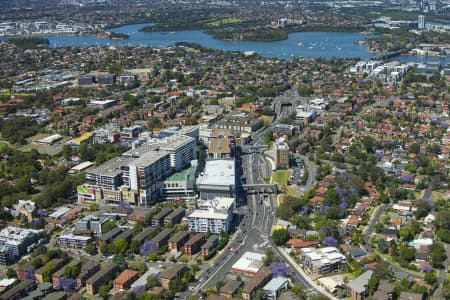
[23, 22, 449, 63]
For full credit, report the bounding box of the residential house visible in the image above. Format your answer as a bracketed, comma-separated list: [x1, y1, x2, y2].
[372, 280, 395, 300]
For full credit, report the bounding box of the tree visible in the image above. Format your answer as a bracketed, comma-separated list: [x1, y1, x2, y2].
[291, 285, 307, 299]
[272, 229, 290, 246]
[114, 238, 128, 254]
[263, 249, 275, 266]
[85, 242, 97, 255]
[399, 246, 415, 262]
[6, 268, 16, 278]
[98, 281, 113, 298]
[424, 272, 438, 285]
[430, 243, 446, 268]
[368, 275, 379, 295]
[102, 221, 117, 234]
[113, 254, 127, 271]
[63, 265, 80, 279]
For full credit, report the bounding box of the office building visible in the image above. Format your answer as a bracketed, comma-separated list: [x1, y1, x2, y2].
[300, 247, 347, 276]
[187, 197, 234, 234]
[78, 134, 196, 205]
[418, 15, 425, 29]
[0, 227, 40, 265]
[75, 215, 109, 236]
[160, 166, 196, 200]
[196, 159, 236, 200]
[274, 137, 290, 169]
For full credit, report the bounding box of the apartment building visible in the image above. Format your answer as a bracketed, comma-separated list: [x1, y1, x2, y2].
[0, 227, 40, 265]
[159, 264, 189, 290]
[56, 234, 93, 250]
[300, 247, 347, 276]
[187, 197, 234, 234]
[242, 267, 272, 300]
[113, 269, 139, 293]
[184, 233, 205, 256]
[86, 264, 118, 296]
[168, 231, 190, 253]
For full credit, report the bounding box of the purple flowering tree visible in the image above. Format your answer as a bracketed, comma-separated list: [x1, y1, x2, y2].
[422, 265, 432, 273]
[323, 236, 338, 247]
[24, 270, 35, 280]
[36, 209, 48, 217]
[140, 240, 157, 256]
[133, 285, 146, 295]
[56, 277, 76, 292]
[270, 262, 288, 277]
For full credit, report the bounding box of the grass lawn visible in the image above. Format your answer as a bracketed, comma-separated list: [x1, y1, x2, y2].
[272, 170, 290, 187]
[207, 18, 242, 27]
[259, 115, 274, 125]
[431, 191, 443, 202]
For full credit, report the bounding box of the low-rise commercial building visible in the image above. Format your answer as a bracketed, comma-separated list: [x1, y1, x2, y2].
[196, 159, 236, 200]
[232, 252, 265, 276]
[263, 277, 289, 300]
[219, 280, 242, 299]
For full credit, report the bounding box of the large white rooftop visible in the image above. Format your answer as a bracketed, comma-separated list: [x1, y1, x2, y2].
[187, 210, 229, 220]
[197, 159, 235, 186]
[231, 251, 265, 274]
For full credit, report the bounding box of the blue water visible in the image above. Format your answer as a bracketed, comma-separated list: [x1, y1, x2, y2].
[11, 22, 450, 63]
[42, 23, 374, 59]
